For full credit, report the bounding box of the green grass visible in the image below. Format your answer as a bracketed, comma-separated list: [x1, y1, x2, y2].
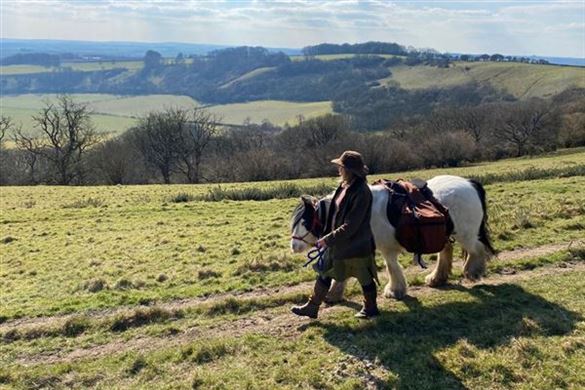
[0, 65, 54, 75]
[1, 94, 333, 135]
[1, 149, 584, 320]
[0, 61, 144, 75]
[205, 99, 333, 126]
[1, 265, 583, 389]
[384, 61, 585, 98]
[1, 150, 584, 388]
[61, 61, 144, 72]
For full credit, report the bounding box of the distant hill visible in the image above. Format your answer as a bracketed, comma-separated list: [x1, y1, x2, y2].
[0, 38, 301, 59]
[1, 42, 583, 131]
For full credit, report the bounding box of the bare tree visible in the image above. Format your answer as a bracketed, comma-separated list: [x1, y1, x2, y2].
[131, 108, 187, 184]
[494, 99, 559, 156]
[177, 108, 220, 183]
[0, 115, 13, 147]
[88, 134, 144, 184]
[0, 116, 16, 184]
[13, 96, 99, 184]
[12, 129, 43, 184]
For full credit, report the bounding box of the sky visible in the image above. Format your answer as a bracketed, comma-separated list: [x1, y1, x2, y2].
[1, 0, 584, 58]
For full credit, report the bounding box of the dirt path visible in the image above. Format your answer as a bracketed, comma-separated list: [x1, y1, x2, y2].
[12, 258, 585, 367]
[1, 241, 581, 333]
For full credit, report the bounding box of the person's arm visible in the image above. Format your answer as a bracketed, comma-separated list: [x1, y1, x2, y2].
[321, 189, 370, 248]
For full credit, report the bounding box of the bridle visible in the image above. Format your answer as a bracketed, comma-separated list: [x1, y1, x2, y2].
[291, 199, 328, 270]
[291, 203, 323, 245]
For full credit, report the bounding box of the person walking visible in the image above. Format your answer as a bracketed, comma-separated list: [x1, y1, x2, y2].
[291, 150, 379, 319]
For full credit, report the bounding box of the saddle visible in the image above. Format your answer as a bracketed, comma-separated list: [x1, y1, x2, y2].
[373, 178, 453, 255]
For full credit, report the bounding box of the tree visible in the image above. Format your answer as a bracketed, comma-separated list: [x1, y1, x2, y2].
[0, 115, 15, 147]
[490, 54, 504, 62]
[175, 52, 185, 65]
[494, 99, 560, 156]
[131, 108, 187, 184]
[0, 116, 16, 184]
[144, 50, 163, 69]
[177, 109, 220, 183]
[13, 96, 100, 184]
[88, 134, 144, 185]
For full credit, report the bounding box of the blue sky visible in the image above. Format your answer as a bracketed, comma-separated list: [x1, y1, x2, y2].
[1, 1, 584, 57]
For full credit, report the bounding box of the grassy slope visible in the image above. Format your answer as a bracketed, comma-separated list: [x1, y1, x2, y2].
[1, 149, 583, 320]
[0, 150, 584, 388]
[385, 61, 585, 98]
[218, 67, 276, 89]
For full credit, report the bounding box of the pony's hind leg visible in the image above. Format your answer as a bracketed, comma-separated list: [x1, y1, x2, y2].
[382, 248, 407, 300]
[463, 244, 488, 281]
[325, 280, 347, 304]
[425, 241, 453, 287]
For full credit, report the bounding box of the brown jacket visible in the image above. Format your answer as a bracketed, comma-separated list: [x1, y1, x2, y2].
[322, 177, 375, 260]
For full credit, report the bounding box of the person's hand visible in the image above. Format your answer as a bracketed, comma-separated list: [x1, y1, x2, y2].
[316, 239, 327, 249]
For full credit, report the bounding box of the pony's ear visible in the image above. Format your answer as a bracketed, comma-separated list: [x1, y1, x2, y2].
[300, 195, 310, 204]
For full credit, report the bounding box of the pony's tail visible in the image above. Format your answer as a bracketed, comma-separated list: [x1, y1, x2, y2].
[469, 179, 496, 256]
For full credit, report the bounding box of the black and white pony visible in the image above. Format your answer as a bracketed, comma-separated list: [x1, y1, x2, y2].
[290, 175, 495, 301]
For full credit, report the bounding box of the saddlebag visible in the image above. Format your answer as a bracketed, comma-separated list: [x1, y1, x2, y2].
[373, 178, 452, 254]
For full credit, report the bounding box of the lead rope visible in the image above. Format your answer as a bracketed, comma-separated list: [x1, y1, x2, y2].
[303, 246, 325, 270]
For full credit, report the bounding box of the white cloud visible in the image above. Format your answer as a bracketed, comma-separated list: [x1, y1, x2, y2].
[1, 0, 583, 57]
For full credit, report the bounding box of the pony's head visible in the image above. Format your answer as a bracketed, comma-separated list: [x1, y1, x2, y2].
[290, 195, 321, 253]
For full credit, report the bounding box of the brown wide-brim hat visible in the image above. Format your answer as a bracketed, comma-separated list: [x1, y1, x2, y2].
[331, 150, 369, 178]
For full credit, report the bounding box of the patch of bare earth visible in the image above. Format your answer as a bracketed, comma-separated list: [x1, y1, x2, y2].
[11, 260, 585, 368]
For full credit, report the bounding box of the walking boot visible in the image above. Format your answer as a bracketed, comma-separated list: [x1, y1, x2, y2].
[355, 283, 380, 319]
[291, 278, 329, 319]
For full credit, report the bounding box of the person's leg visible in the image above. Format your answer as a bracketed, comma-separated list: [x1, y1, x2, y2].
[291, 276, 331, 319]
[355, 280, 380, 319]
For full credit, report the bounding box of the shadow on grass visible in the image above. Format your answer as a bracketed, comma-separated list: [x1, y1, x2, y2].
[312, 283, 581, 389]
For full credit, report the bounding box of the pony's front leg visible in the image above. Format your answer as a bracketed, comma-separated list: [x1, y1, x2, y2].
[325, 280, 347, 303]
[382, 248, 407, 300]
[425, 241, 453, 287]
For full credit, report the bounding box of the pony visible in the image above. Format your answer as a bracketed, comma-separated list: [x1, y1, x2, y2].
[290, 175, 495, 301]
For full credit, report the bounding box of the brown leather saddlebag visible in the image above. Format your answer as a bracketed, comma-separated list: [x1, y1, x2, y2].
[373, 179, 452, 254]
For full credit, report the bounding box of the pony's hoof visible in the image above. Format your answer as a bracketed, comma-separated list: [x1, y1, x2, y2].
[463, 271, 483, 282]
[384, 285, 406, 300]
[425, 274, 447, 287]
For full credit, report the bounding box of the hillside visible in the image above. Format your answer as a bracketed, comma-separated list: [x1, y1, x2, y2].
[1, 45, 584, 132]
[384, 61, 585, 98]
[1, 150, 584, 388]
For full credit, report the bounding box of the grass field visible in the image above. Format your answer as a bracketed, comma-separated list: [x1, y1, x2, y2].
[1, 94, 333, 135]
[0, 61, 144, 75]
[0, 149, 584, 388]
[207, 100, 332, 125]
[383, 61, 585, 98]
[219, 67, 276, 89]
